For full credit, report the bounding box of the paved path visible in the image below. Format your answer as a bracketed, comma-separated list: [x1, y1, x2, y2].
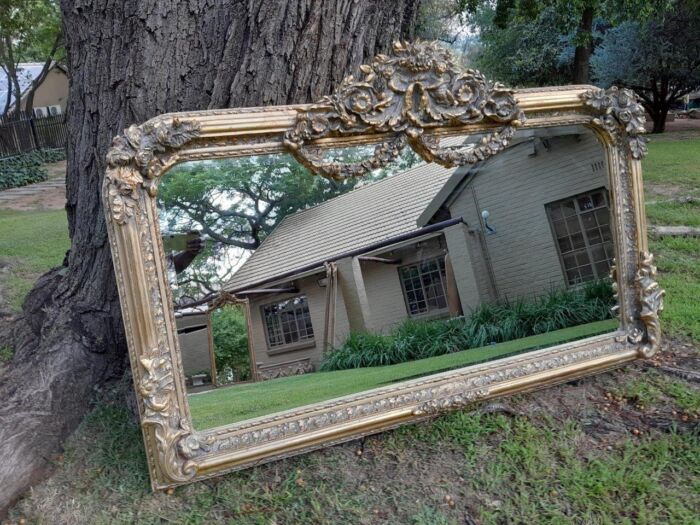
[0, 174, 66, 211]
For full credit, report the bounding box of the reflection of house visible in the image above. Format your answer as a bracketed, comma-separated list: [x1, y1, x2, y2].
[175, 308, 217, 386]
[225, 126, 614, 380]
[0, 62, 69, 116]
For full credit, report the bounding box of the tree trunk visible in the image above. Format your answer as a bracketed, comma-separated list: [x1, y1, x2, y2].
[650, 105, 669, 133]
[0, 0, 420, 515]
[572, 6, 594, 84]
[23, 35, 63, 117]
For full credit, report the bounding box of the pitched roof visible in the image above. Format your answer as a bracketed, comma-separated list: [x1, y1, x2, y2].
[417, 125, 592, 227]
[0, 62, 65, 112]
[225, 162, 455, 291]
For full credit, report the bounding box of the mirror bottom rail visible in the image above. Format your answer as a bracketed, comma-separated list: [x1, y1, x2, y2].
[169, 331, 638, 486]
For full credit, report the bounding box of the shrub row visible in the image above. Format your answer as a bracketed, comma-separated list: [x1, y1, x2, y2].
[0, 148, 66, 190]
[320, 279, 615, 371]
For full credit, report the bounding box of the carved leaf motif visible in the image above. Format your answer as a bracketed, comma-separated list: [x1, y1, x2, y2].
[284, 40, 525, 180]
[138, 354, 198, 482]
[104, 118, 201, 225]
[636, 252, 665, 357]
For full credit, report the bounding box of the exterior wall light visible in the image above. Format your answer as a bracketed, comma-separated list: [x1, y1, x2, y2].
[482, 209, 496, 235]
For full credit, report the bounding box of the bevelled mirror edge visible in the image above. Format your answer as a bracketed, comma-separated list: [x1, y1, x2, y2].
[102, 43, 663, 491]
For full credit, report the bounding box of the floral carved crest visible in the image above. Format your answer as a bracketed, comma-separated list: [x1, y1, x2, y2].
[581, 86, 648, 159]
[284, 40, 525, 180]
[105, 118, 201, 224]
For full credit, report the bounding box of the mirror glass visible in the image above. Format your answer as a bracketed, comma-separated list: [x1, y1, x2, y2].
[157, 124, 619, 431]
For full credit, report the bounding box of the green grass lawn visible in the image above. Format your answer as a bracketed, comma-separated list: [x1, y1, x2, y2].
[642, 136, 700, 190]
[190, 319, 618, 429]
[643, 137, 700, 340]
[0, 208, 69, 310]
[5, 134, 700, 525]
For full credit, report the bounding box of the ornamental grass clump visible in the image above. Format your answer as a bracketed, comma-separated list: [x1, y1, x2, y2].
[320, 279, 615, 371]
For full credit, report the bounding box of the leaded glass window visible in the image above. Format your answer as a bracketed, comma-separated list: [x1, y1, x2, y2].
[399, 256, 448, 316]
[262, 295, 314, 348]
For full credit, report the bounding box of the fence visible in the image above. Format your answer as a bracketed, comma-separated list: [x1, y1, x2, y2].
[0, 110, 68, 157]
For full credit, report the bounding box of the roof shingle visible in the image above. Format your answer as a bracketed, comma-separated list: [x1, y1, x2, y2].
[225, 162, 454, 291]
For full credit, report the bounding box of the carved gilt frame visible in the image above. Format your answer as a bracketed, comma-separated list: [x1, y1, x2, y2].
[102, 41, 663, 491]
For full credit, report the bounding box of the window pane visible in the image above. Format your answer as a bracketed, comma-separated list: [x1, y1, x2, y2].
[592, 191, 606, 208]
[590, 244, 607, 263]
[263, 295, 314, 348]
[580, 211, 596, 229]
[561, 201, 576, 217]
[579, 264, 594, 280]
[571, 233, 585, 249]
[576, 251, 591, 267]
[595, 208, 610, 226]
[553, 219, 568, 238]
[595, 260, 611, 278]
[547, 189, 613, 288]
[400, 256, 448, 316]
[601, 225, 613, 242]
[567, 217, 581, 234]
[558, 237, 572, 253]
[562, 253, 577, 269]
[578, 195, 594, 210]
[587, 228, 603, 245]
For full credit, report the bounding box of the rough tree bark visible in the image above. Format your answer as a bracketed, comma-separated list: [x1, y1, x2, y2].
[572, 6, 594, 85]
[0, 0, 420, 514]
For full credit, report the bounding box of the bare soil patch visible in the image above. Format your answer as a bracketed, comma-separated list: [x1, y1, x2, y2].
[0, 161, 66, 212]
[646, 118, 700, 140]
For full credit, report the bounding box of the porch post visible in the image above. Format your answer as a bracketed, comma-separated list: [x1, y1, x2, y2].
[335, 255, 373, 332]
[443, 223, 482, 314]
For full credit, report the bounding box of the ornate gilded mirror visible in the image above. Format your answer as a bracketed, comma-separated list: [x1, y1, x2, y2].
[103, 41, 663, 490]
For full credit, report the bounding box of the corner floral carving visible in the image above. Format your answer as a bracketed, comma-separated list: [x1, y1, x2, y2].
[105, 118, 201, 224]
[284, 40, 524, 180]
[581, 86, 648, 159]
[139, 355, 198, 482]
[635, 252, 665, 357]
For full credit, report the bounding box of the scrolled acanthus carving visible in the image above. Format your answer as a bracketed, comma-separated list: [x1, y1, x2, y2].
[284, 40, 525, 181]
[635, 252, 665, 357]
[105, 118, 201, 224]
[580, 86, 648, 159]
[139, 355, 198, 482]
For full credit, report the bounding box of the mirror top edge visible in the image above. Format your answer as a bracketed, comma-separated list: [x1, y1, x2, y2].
[136, 85, 598, 133]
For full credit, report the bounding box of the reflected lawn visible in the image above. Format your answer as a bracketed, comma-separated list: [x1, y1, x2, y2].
[188, 319, 618, 429]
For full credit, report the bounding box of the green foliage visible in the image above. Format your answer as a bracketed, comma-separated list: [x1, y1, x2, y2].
[160, 149, 420, 300]
[0, 152, 47, 189]
[0, 0, 62, 62]
[462, 0, 670, 86]
[0, 149, 65, 190]
[321, 280, 615, 371]
[0, 0, 63, 114]
[34, 147, 66, 163]
[210, 304, 250, 382]
[591, 2, 700, 130]
[0, 345, 13, 363]
[472, 5, 575, 87]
